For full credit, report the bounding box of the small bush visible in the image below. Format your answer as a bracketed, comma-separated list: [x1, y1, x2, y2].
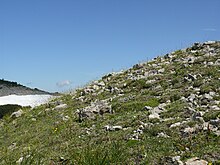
[131, 79, 152, 90]
[203, 110, 220, 122]
[0, 104, 22, 118]
[145, 98, 160, 107]
[174, 50, 183, 56]
[193, 80, 203, 88]
[170, 92, 181, 102]
[112, 101, 146, 113]
[200, 85, 213, 94]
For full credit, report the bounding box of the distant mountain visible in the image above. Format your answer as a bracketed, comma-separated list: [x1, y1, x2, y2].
[0, 79, 52, 97]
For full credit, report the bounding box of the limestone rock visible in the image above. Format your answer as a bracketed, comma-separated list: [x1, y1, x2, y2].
[210, 119, 220, 126]
[104, 125, 122, 131]
[54, 104, 68, 110]
[157, 132, 170, 138]
[170, 121, 188, 128]
[172, 156, 184, 165]
[158, 68, 165, 73]
[77, 99, 112, 121]
[149, 113, 160, 120]
[10, 110, 23, 118]
[144, 106, 152, 111]
[185, 157, 208, 165]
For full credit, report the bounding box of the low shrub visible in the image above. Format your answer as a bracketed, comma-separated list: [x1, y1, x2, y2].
[0, 104, 22, 118]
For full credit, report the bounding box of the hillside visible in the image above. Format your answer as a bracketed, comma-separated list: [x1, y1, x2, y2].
[0, 79, 51, 97]
[0, 41, 220, 164]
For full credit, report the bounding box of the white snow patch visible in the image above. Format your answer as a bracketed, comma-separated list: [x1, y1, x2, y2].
[0, 95, 53, 107]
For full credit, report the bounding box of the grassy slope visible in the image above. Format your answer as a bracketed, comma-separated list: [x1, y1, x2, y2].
[0, 41, 220, 164]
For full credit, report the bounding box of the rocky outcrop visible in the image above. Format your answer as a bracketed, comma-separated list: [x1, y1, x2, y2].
[185, 157, 208, 165]
[10, 110, 23, 118]
[76, 99, 113, 121]
[69, 41, 220, 163]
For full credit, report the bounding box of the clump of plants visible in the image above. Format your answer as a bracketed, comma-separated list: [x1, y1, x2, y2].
[0, 104, 22, 118]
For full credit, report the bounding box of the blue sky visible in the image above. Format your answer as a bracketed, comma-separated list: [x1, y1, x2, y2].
[0, 0, 220, 92]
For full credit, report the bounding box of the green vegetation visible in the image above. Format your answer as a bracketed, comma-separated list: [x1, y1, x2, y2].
[0, 104, 22, 118]
[0, 41, 220, 164]
[203, 110, 220, 122]
[0, 79, 20, 87]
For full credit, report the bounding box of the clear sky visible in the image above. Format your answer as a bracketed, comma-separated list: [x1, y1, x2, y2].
[0, 0, 220, 92]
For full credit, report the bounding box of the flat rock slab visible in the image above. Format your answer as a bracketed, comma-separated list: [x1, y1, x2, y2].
[185, 157, 208, 165]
